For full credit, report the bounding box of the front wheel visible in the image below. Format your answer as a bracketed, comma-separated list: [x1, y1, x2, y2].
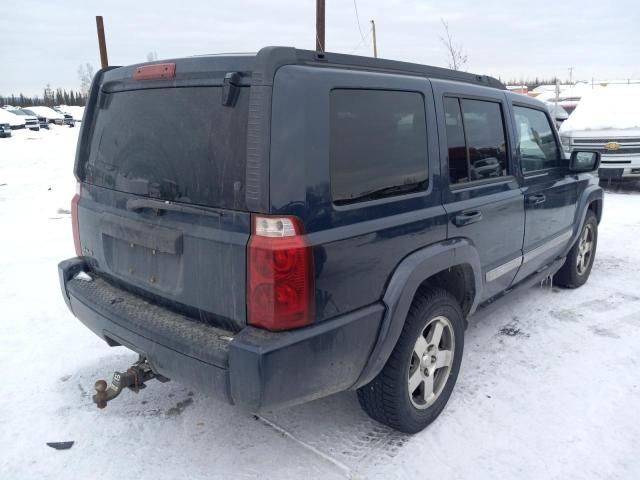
[556, 210, 598, 288]
[357, 288, 464, 433]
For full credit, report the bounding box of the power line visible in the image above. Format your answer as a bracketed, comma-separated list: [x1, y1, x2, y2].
[348, 28, 371, 55]
[352, 0, 366, 41]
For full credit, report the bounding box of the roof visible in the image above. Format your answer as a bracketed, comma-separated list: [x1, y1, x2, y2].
[105, 46, 506, 92]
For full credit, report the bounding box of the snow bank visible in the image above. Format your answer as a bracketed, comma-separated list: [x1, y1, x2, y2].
[560, 84, 640, 132]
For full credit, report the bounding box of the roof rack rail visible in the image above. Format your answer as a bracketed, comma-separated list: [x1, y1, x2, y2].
[251, 46, 505, 90]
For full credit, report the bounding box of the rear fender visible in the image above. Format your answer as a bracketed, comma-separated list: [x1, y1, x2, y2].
[352, 238, 482, 388]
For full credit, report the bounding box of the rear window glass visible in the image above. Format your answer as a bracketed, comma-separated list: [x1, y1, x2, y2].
[84, 87, 248, 209]
[330, 89, 428, 204]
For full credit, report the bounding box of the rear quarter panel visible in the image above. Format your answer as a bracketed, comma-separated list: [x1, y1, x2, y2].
[270, 65, 448, 322]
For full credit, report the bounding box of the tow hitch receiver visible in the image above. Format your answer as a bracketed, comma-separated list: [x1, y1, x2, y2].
[93, 356, 169, 409]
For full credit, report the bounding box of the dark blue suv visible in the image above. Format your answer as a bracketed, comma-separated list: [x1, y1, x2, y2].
[58, 47, 603, 433]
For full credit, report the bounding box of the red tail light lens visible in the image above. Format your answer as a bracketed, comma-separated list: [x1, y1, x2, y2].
[247, 215, 315, 331]
[71, 182, 82, 256]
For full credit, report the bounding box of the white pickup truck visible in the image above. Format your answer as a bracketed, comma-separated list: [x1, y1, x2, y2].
[559, 85, 640, 179]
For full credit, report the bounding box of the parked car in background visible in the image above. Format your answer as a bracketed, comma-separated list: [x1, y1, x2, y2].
[52, 106, 76, 126]
[0, 108, 26, 129]
[560, 85, 640, 179]
[8, 109, 40, 131]
[0, 122, 11, 138]
[59, 47, 603, 434]
[62, 112, 76, 127]
[20, 109, 49, 129]
[25, 106, 66, 125]
[56, 105, 84, 122]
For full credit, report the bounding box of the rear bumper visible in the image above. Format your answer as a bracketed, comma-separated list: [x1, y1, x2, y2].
[59, 257, 383, 411]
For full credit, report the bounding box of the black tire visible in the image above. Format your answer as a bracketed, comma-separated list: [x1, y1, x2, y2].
[555, 210, 598, 288]
[357, 288, 465, 434]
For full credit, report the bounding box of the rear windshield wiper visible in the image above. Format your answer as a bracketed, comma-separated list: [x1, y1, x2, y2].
[126, 198, 221, 217]
[335, 182, 426, 205]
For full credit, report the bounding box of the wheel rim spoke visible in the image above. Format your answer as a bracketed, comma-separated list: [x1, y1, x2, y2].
[427, 321, 444, 348]
[408, 368, 423, 393]
[413, 335, 428, 357]
[421, 374, 435, 403]
[435, 349, 452, 369]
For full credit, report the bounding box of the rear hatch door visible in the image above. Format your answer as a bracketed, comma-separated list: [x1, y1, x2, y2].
[76, 57, 255, 331]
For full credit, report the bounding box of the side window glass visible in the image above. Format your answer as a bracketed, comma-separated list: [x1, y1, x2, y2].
[443, 97, 468, 184]
[460, 99, 508, 181]
[330, 89, 428, 204]
[513, 106, 561, 173]
[443, 97, 508, 185]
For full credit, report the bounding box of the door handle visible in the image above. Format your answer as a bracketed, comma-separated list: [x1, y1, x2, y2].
[453, 211, 483, 227]
[527, 193, 546, 206]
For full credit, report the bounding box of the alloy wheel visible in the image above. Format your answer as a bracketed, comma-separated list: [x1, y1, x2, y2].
[408, 315, 455, 409]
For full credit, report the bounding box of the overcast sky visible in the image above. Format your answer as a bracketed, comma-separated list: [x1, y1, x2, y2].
[1, 0, 638, 96]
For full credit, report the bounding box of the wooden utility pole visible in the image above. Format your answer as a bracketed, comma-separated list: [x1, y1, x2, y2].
[371, 20, 378, 58]
[316, 0, 325, 51]
[96, 16, 109, 68]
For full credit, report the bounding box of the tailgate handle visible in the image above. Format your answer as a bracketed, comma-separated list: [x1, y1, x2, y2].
[126, 198, 221, 218]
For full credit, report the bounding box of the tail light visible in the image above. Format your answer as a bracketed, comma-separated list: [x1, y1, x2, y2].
[247, 215, 315, 331]
[71, 182, 82, 256]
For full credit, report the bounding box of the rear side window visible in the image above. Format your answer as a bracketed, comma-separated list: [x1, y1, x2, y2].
[83, 87, 249, 209]
[513, 106, 561, 173]
[443, 97, 508, 184]
[330, 89, 428, 204]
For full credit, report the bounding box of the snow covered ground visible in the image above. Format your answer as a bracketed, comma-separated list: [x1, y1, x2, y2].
[1, 128, 639, 480]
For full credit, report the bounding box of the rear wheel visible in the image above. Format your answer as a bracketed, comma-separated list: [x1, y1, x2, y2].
[357, 288, 464, 433]
[556, 210, 598, 288]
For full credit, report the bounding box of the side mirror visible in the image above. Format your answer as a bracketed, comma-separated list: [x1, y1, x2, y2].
[569, 150, 600, 173]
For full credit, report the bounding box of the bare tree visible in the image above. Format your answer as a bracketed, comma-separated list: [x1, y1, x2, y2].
[77, 63, 95, 96]
[439, 19, 468, 71]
